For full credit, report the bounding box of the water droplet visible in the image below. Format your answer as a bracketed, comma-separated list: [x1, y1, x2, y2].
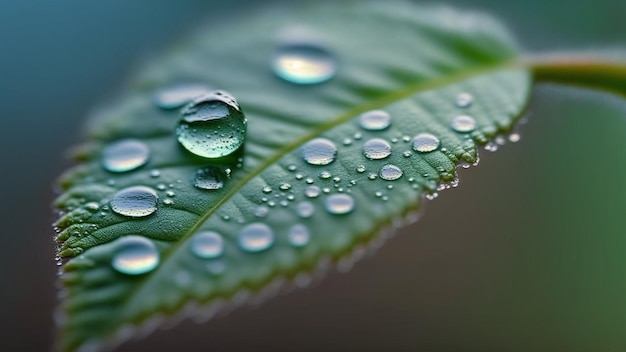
[194, 166, 226, 190]
[375, 191, 383, 197]
[163, 199, 174, 205]
[287, 165, 297, 171]
[154, 83, 213, 110]
[287, 194, 295, 201]
[262, 186, 273, 194]
[279, 183, 292, 191]
[379, 164, 403, 181]
[149, 170, 161, 178]
[451, 115, 476, 133]
[288, 224, 310, 247]
[295, 173, 304, 180]
[322, 187, 331, 193]
[332, 176, 341, 183]
[190, 231, 224, 259]
[368, 173, 377, 180]
[157, 184, 167, 191]
[254, 206, 269, 218]
[484, 142, 498, 152]
[363, 138, 392, 160]
[509, 133, 521, 143]
[102, 139, 150, 173]
[267, 200, 276, 207]
[495, 136, 506, 145]
[358, 110, 391, 131]
[84, 202, 100, 211]
[356, 165, 366, 173]
[207, 261, 226, 275]
[280, 200, 289, 207]
[305, 185, 321, 198]
[412, 133, 440, 153]
[342, 138, 352, 146]
[296, 201, 315, 218]
[403, 151, 412, 157]
[238, 223, 274, 253]
[111, 236, 159, 275]
[302, 138, 337, 166]
[325, 194, 354, 215]
[455, 92, 473, 108]
[176, 91, 247, 158]
[319, 171, 332, 179]
[353, 132, 362, 140]
[402, 135, 411, 142]
[110, 186, 158, 217]
[273, 43, 336, 84]
[305, 178, 314, 184]
[166, 190, 175, 197]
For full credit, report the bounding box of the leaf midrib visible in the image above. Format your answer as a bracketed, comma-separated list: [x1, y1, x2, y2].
[115, 57, 523, 327]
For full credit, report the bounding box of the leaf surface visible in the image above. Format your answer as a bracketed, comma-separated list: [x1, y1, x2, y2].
[54, 2, 533, 350]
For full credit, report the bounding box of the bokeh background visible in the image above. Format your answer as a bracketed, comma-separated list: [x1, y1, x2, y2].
[1, 0, 625, 351]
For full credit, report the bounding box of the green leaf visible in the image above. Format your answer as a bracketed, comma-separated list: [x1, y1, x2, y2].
[52, 1, 626, 351]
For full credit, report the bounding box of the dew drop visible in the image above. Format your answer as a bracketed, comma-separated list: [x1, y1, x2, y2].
[149, 170, 161, 178]
[111, 236, 159, 275]
[403, 151, 412, 157]
[287, 165, 297, 171]
[288, 224, 310, 247]
[358, 110, 391, 131]
[363, 138, 392, 160]
[379, 164, 403, 181]
[305, 185, 321, 198]
[166, 190, 175, 197]
[262, 186, 273, 194]
[305, 178, 314, 184]
[273, 43, 336, 85]
[279, 183, 292, 191]
[163, 199, 174, 206]
[455, 92, 473, 108]
[176, 91, 247, 158]
[302, 138, 337, 166]
[238, 223, 274, 252]
[319, 171, 332, 179]
[254, 206, 269, 218]
[102, 139, 150, 173]
[194, 166, 226, 190]
[451, 115, 476, 133]
[356, 165, 366, 173]
[110, 186, 158, 217]
[190, 231, 224, 259]
[342, 138, 352, 146]
[325, 194, 355, 215]
[153, 83, 213, 110]
[296, 201, 315, 218]
[412, 133, 440, 153]
[368, 173, 377, 180]
[509, 133, 521, 143]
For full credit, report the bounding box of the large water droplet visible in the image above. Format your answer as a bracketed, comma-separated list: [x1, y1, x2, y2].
[325, 194, 355, 215]
[451, 115, 476, 133]
[358, 110, 391, 131]
[455, 92, 473, 108]
[363, 138, 392, 160]
[194, 166, 226, 190]
[176, 91, 247, 158]
[288, 224, 310, 247]
[111, 186, 158, 217]
[302, 138, 337, 165]
[190, 231, 224, 259]
[238, 223, 274, 253]
[111, 236, 159, 275]
[379, 164, 403, 181]
[102, 139, 150, 173]
[154, 83, 213, 110]
[412, 133, 440, 153]
[273, 44, 336, 84]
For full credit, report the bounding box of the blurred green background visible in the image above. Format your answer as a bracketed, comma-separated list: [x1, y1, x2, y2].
[1, 1, 625, 351]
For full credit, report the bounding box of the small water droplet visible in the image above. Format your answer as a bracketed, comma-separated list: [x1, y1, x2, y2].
[268, 200, 276, 207]
[194, 166, 227, 190]
[412, 133, 440, 153]
[157, 184, 167, 191]
[111, 236, 159, 275]
[325, 194, 355, 215]
[319, 171, 332, 179]
[322, 187, 331, 193]
[102, 139, 150, 173]
[166, 190, 175, 197]
[358, 110, 391, 131]
[154, 83, 213, 110]
[332, 176, 341, 183]
[451, 115, 476, 133]
[295, 173, 304, 180]
[379, 164, 403, 181]
[305, 178, 314, 184]
[495, 136, 506, 145]
[190, 231, 224, 259]
[206, 261, 226, 275]
[387, 184, 394, 189]
[110, 186, 158, 217]
[296, 201, 315, 218]
[280, 200, 289, 207]
[509, 133, 520, 143]
[342, 138, 352, 146]
[353, 132, 362, 140]
[262, 186, 273, 194]
[279, 183, 292, 191]
[288, 224, 310, 247]
[176, 91, 247, 158]
[363, 138, 392, 160]
[163, 199, 174, 205]
[305, 185, 321, 198]
[403, 151, 412, 157]
[273, 43, 336, 84]
[455, 92, 473, 108]
[368, 173, 377, 180]
[149, 170, 161, 178]
[84, 202, 100, 211]
[254, 206, 269, 218]
[302, 138, 337, 166]
[484, 142, 498, 152]
[238, 223, 274, 252]
[402, 135, 411, 142]
[375, 191, 383, 197]
[287, 165, 297, 171]
[356, 165, 366, 173]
